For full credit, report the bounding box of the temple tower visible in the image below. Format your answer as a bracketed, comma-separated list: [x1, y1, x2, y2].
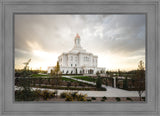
[74, 33, 81, 48]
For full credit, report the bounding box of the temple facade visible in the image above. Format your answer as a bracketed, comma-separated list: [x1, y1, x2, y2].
[48, 34, 105, 74]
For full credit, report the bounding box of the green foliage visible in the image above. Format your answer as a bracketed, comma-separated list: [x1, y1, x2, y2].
[72, 76, 96, 82]
[15, 89, 39, 101]
[50, 61, 62, 87]
[136, 60, 145, 101]
[61, 92, 87, 101]
[102, 96, 107, 100]
[60, 92, 68, 98]
[87, 99, 92, 102]
[41, 90, 50, 100]
[50, 61, 61, 77]
[96, 77, 102, 89]
[34, 89, 42, 97]
[35, 90, 55, 100]
[115, 97, 121, 101]
[71, 92, 78, 99]
[126, 97, 132, 101]
[91, 97, 96, 100]
[101, 99, 105, 102]
[31, 74, 48, 77]
[142, 97, 145, 101]
[76, 94, 87, 101]
[65, 95, 73, 101]
[123, 77, 128, 89]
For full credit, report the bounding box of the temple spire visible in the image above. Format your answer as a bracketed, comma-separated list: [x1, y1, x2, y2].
[75, 33, 80, 38]
[74, 33, 81, 48]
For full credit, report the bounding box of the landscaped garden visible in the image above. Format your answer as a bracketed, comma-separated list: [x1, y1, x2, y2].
[15, 76, 106, 91]
[15, 89, 145, 102]
[14, 61, 145, 102]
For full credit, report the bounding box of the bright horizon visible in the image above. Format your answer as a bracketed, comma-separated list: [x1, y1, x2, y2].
[15, 15, 145, 71]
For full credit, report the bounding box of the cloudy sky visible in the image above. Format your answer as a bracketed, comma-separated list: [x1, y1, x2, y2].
[15, 14, 145, 71]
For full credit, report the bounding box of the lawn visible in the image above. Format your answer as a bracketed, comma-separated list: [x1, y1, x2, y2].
[72, 76, 97, 82]
[31, 74, 48, 77]
[61, 77, 77, 82]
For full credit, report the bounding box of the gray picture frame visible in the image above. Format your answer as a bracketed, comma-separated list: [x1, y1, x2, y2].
[0, 0, 159, 116]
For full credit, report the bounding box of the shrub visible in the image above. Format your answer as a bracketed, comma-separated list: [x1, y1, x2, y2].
[126, 97, 132, 101]
[42, 90, 50, 100]
[76, 94, 87, 101]
[101, 99, 105, 102]
[96, 77, 102, 88]
[60, 92, 68, 98]
[115, 97, 121, 101]
[15, 89, 39, 101]
[49, 91, 55, 98]
[71, 92, 78, 99]
[102, 96, 107, 100]
[34, 89, 42, 97]
[91, 97, 96, 100]
[65, 95, 73, 101]
[87, 99, 92, 102]
[61, 92, 87, 101]
[142, 97, 145, 101]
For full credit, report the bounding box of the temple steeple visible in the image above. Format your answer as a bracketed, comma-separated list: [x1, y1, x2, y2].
[74, 33, 81, 48]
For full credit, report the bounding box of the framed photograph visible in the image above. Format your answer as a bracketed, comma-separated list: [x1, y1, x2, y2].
[0, 0, 159, 116]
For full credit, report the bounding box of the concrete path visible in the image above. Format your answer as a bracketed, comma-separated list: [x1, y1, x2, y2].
[62, 76, 145, 97]
[63, 75, 108, 90]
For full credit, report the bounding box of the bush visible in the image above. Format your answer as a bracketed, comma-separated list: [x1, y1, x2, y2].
[96, 77, 102, 88]
[91, 97, 96, 100]
[71, 92, 78, 100]
[87, 99, 92, 102]
[102, 96, 107, 100]
[76, 94, 87, 101]
[126, 97, 132, 101]
[41, 90, 50, 100]
[60, 92, 68, 98]
[142, 97, 145, 101]
[115, 97, 121, 101]
[34, 89, 42, 96]
[62, 92, 87, 101]
[41, 90, 57, 100]
[65, 95, 73, 101]
[49, 91, 56, 98]
[15, 89, 39, 101]
[101, 99, 105, 102]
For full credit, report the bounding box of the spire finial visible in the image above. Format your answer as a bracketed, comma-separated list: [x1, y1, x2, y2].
[75, 33, 80, 38]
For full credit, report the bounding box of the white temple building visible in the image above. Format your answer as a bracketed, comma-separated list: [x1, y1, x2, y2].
[48, 34, 105, 74]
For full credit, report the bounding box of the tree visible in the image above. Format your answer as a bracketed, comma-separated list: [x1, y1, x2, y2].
[135, 60, 145, 101]
[75, 68, 78, 75]
[96, 73, 102, 89]
[50, 61, 62, 90]
[123, 76, 128, 90]
[50, 61, 61, 78]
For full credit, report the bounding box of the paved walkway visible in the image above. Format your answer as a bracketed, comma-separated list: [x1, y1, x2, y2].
[62, 76, 145, 97]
